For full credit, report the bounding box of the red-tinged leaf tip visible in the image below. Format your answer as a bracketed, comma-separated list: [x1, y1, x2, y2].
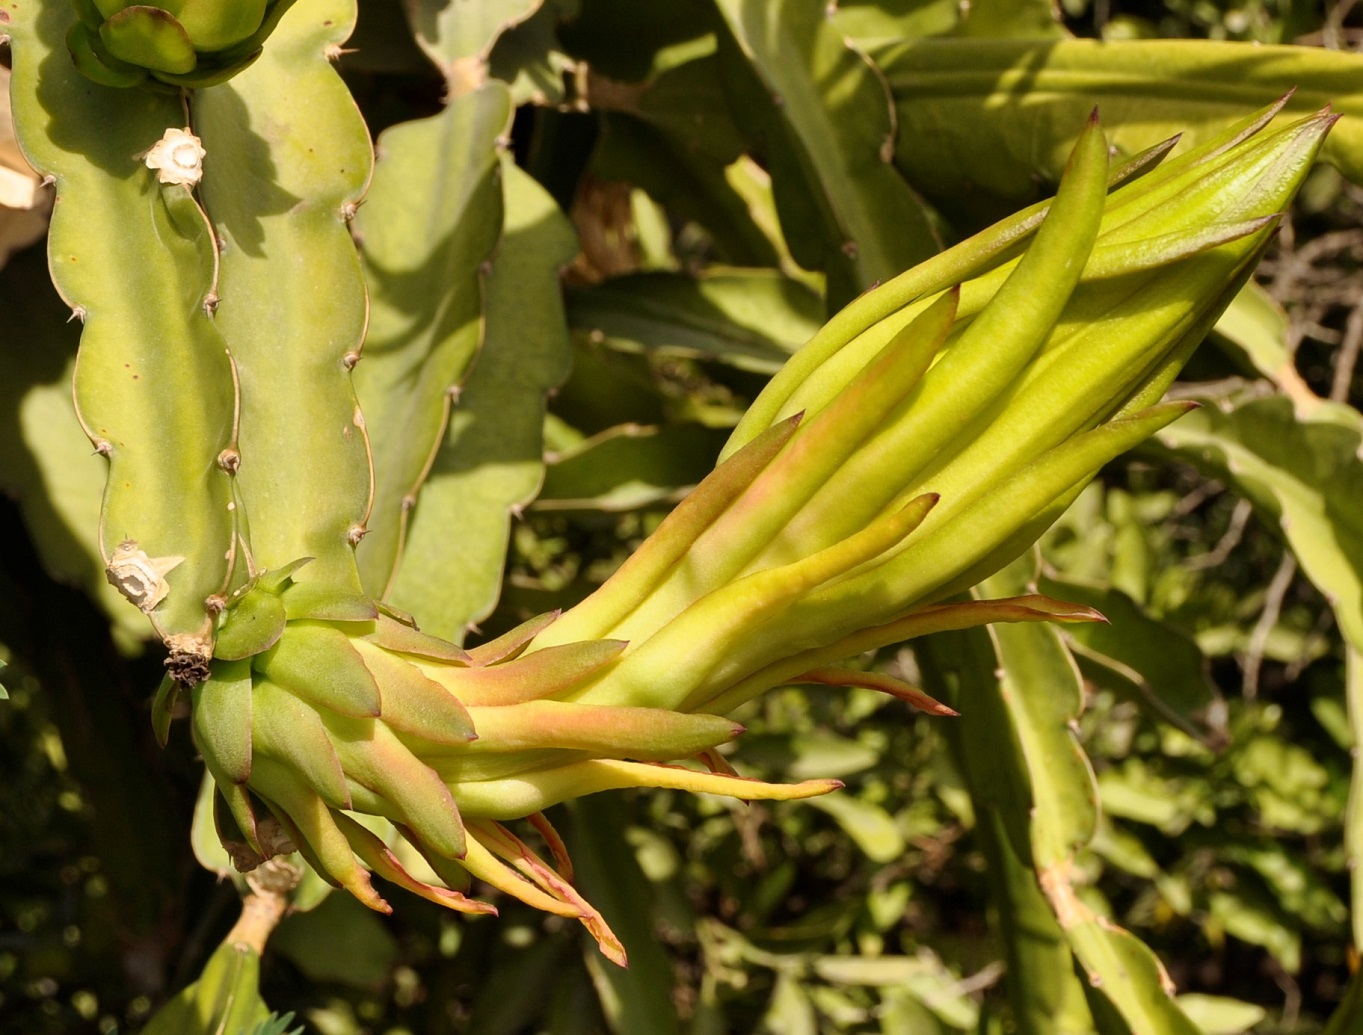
[594, 926, 629, 968]
[1087, 105, 1100, 126]
[1008, 595, 1108, 624]
[337, 812, 495, 915]
[1068, 607, 1109, 625]
[797, 666, 958, 716]
[697, 748, 739, 777]
[345, 866, 393, 915]
[527, 812, 574, 883]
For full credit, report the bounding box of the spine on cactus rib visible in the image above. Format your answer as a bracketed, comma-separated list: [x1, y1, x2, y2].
[5, 1, 240, 680]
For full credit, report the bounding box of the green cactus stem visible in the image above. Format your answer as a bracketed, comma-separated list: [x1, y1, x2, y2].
[5, 1, 241, 682]
[191, 0, 373, 602]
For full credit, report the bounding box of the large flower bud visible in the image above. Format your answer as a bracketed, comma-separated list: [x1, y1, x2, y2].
[66, 0, 296, 88]
[180, 104, 1333, 964]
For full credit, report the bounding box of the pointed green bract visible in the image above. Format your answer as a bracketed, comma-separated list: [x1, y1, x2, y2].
[251, 678, 352, 808]
[350, 638, 476, 746]
[255, 621, 382, 719]
[461, 702, 741, 759]
[364, 613, 472, 664]
[463, 609, 560, 665]
[214, 586, 287, 661]
[424, 639, 627, 707]
[192, 660, 254, 785]
[705, 595, 1105, 717]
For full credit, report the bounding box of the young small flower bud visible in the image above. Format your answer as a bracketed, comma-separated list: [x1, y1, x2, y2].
[66, 0, 294, 88]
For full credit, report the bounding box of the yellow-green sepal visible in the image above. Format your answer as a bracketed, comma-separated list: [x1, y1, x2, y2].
[254, 621, 382, 719]
[192, 659, 254, 786]
[252, 678, 352, 809]
[214, 586, 288, 661]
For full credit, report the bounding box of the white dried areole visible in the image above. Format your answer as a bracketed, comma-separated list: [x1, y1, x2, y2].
[142, 127, 206, 187]
[106, 540, 185, 612]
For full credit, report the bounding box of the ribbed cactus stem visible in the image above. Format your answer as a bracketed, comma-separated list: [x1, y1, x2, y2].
[5, 2, 241, 683]
[192, 0, 373, 597]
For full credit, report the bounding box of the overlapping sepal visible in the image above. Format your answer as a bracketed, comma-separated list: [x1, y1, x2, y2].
[190, 564, 854, 958]
[66, 0, 298, 88]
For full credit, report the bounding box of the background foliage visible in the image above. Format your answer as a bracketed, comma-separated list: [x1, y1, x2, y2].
[4, 0, 1363, 1032]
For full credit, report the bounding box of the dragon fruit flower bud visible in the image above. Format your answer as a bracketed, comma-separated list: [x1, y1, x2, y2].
[66, 0, 297, 88]
[190, 103, 1332, 965]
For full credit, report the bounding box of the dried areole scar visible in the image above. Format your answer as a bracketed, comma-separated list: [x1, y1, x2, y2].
[141, 127, 207, 187]
[106, 540, 185, 612]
